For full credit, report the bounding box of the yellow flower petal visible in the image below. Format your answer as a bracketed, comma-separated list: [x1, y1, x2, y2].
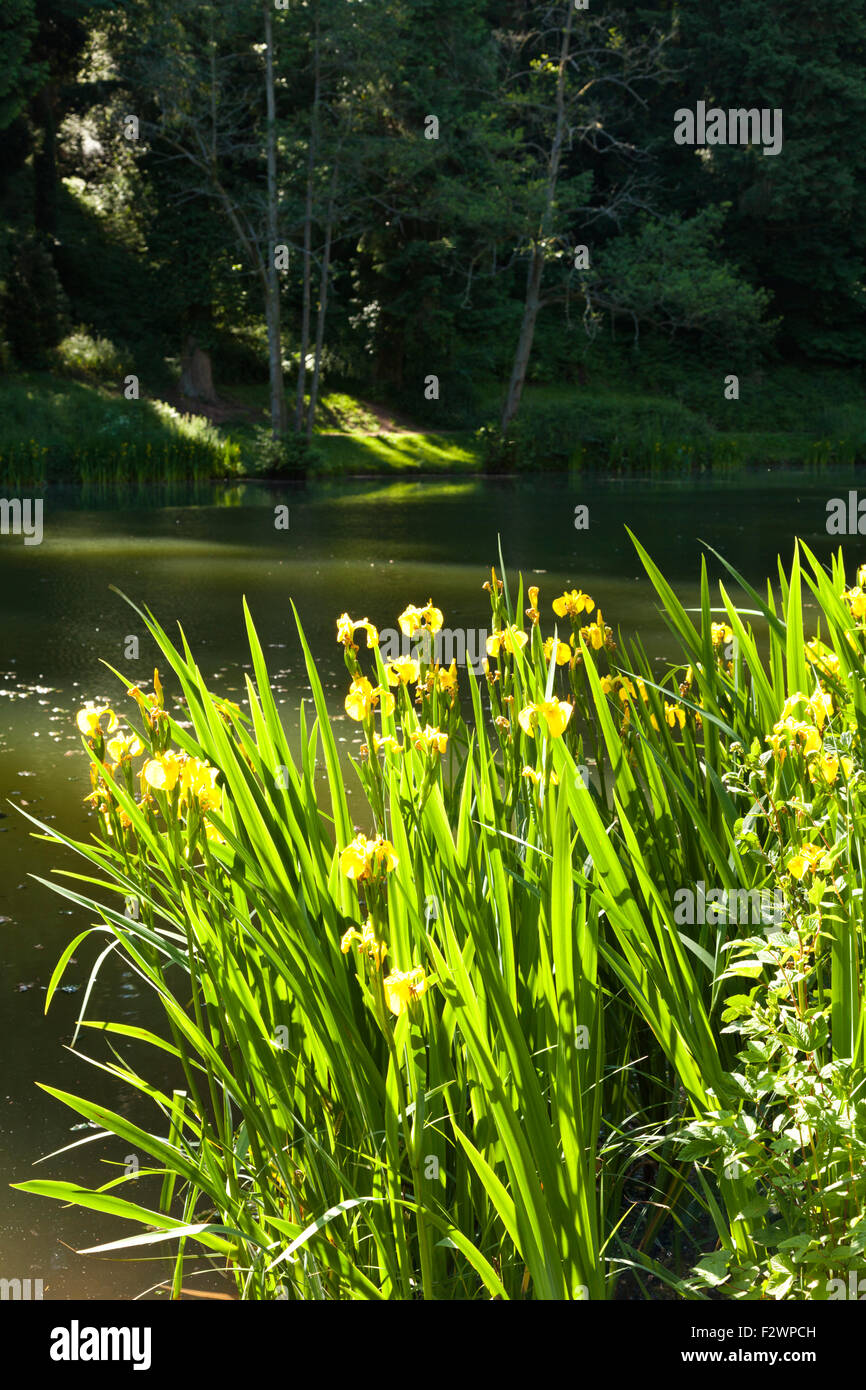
[517, 705, 537, 736]
[540, 700, 573, 738]
[383, 966, 427, 1016]
[142, 753, 180, 792]
[345, 677, 374, 721]
[76, 705, 118, 738]
[386, 658, 420, 687]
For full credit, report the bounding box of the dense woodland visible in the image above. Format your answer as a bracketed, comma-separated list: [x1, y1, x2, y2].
[1, 1, 865, 470]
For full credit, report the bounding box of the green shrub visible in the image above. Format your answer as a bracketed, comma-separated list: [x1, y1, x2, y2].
[53, 327, 125, 384]
[248, 427, 323, 476]
[479, 395, 714, 471]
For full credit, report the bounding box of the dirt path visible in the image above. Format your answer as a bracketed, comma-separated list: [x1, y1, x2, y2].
[157, 388, 261, 426]
[316, 398, 423, 435]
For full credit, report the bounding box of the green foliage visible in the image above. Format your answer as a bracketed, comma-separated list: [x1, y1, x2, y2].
[53, 326, 124, 383]
[682, 930, 866, 1299]
[589, 207, 775, 354]
[0, 375, 241, 484]
[0, 1, 864, 458]
[0, 0, 38, 131]
[672, 0, 866, 361]
[2, 235, 70, 366]
[248, 427, 323, 477]
[480, 393, 714, 471]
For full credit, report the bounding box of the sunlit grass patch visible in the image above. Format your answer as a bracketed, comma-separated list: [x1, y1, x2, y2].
[316, 431, 482, 474]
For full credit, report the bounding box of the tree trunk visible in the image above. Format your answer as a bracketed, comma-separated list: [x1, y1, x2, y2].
[295, 162, 314, 433]
[295, 12, 320, 433]
[500, 246, 545, 434]
[264, 281, 287, 436]
[33, 83, 59, 238]
[264, 0, 288, 438]
[500, 5, 575, 435]
[306, 165, 338, 440]
[179, 336, 218, 403]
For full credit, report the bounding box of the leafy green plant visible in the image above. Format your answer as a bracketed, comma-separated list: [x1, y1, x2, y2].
[12, 537, 866, 1299]
[54, 328, 125, 384]
[681, 922, 866, 1298]
[248, 426, 323, 476]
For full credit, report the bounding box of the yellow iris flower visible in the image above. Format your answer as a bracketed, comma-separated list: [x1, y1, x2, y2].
[142, 752, 181, 792]
[340, 918, 387, 969]
[486, 624, 528, 657]
[106, 733, 144, 762]
[182, 757, 221, 811]
[383, 966, 427, 1016]
[796, 723, 822, 754]
[371, 733, 400, 755]
[411, 724, 448, 755]
[437, 661, 458, 698]
[767, 702, 825, 759]
[807, 752, 853, 785]
[336, 614, 379, 649]
[76, 705, 119, 738]
[580, 611, 611, 651]
[809, 690, 833, 729]
[345, 677, 396, 721]
[543, 637, 571, 667]
[843, 587, 866, 619]
[398, 600, 444, 637]
[665, 702, 686, 730]
[518, 699, 573, 739]
[804, 638, 840, 680]
[521, 765, 559, 785]
[339, 833, 399, 881]
[552, 589, 594, 618]
[386, 657, 420, 686]
[779, 691, 832, 729]
[422, 601, 444, 634]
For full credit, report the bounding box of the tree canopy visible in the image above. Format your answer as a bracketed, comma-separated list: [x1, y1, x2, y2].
[1, 0, 863, 435]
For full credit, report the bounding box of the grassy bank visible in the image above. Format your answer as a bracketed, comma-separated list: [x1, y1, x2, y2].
[0, 374, 241, 487]
[1, 359, 865, 485]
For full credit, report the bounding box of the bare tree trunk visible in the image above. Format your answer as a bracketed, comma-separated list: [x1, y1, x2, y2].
[33, 82, 59, 239]
[180, 336, 218, 402]
[499, 247, 545, 434]
[264, 0, 288, 439]
[295, 12, 320, 434]
[500, 5, 575, 435]
[306, 164, 338, 440]
[295, 161, 314, 433]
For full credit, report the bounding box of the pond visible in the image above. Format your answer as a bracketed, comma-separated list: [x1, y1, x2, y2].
[0, 467, 860, 1298]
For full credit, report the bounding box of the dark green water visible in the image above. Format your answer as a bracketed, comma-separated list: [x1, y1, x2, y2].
[0, 469, 862, 1298]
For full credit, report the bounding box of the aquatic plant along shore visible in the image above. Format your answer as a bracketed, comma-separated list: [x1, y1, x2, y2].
[13, 537, 866, 1300]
